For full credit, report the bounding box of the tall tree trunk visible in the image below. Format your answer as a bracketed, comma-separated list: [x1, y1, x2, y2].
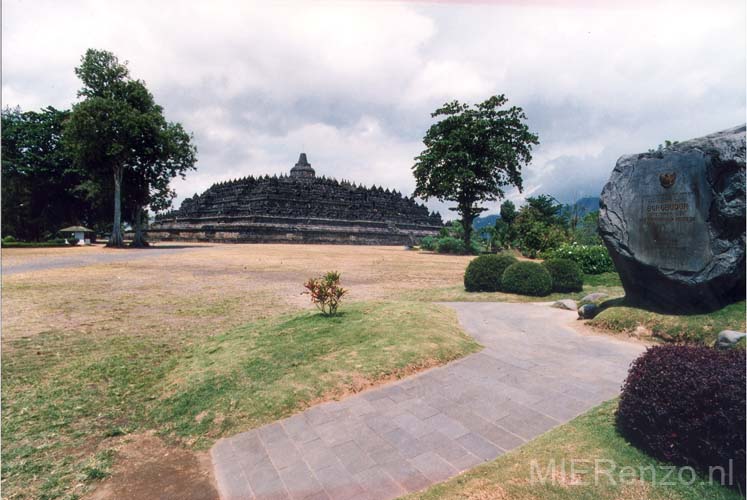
[460, 204, 476, 254]
[107, 165, 124, 247]
[130, 206, 149, 247]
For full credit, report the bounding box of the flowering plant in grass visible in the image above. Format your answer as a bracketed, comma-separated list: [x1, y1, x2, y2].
[304, 271, 348, 316]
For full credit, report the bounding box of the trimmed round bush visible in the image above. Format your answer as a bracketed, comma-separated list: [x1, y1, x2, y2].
[464, 254, 518, 292]
[617, 345, 745, 490]
[543, 258, 583, 293]
[501, 261, 553, 296]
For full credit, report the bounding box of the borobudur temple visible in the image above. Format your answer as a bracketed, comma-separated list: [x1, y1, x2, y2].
[149, 153, 444, 245]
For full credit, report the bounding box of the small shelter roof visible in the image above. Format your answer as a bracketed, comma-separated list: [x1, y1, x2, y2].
[60, 226, 93, 233]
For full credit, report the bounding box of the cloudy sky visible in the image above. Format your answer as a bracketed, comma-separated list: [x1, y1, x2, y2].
[3, 0, 745, 218]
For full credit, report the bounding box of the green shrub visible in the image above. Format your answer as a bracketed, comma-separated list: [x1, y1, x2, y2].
[543, 258, 583, 293]
[436, 237, 467, 254]
[464, 254, 518, 292]
[541, 243, 614, 274]
[419, 236, 438, 251]
[3, 235, 16, 243]
[502, 261, 553, 296]
[617, 345, 745, 490]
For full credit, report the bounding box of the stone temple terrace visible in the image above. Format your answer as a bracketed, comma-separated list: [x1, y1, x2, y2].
[149, 154, 444, 245]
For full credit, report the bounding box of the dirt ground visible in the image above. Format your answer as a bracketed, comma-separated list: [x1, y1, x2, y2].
[2, 243, 475, 499]
[2, 243, 473, 343]
[87, 433, 218, 500]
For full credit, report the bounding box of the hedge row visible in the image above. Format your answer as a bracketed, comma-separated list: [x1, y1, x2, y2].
[464, 255, 583, 296]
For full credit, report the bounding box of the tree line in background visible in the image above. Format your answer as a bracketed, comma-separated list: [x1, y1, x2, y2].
[420, 194, 614, 274]
[1, 49, 197, 246]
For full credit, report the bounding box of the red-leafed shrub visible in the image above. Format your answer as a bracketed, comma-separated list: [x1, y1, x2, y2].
[303, 271, 348, 316]
[617, 345, 746, 490]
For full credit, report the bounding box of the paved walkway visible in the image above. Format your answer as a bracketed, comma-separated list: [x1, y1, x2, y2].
[211, 302, 644, 500]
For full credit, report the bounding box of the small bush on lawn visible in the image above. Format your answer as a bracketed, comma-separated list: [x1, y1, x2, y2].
[543, 258, 583, 293]
[502, 261, 553, 296]
[541, 243, 614, 274]
[464, 254, 518, 292]
[303, 271, 348, 316]
[3, 235, 16, 243]
[617, 345, 746, 490]
[419, 235, 438, 251]
[436, 237, 467, 255]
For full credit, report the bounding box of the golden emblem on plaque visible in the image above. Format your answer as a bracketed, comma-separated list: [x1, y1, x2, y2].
[659, 172, 676, 188]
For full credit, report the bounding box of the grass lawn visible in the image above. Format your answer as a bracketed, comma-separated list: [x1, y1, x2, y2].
[3, 245, 741, 498]
[590, 301, 746, 344]
[407, 400, 742, 500]
[1, 296, 477, 499]
[152, 301, 479, 445]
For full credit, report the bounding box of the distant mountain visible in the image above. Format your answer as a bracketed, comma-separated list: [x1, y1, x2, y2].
[573, 197, 600, 214]
[472, 197, 600, 230]
[561, 197, 600, 220]
[472, 214, 500, 230]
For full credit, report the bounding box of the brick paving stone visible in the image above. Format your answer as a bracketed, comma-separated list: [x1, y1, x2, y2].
[212, 302, 644, 500]
[381, 428, 429, 459]
[456, 432, 502, 461]
[283, 414, 320, 445]
[379, 459, 432, 492]
[402, 400, 440, 420]
[354, 467, 406, 500]
[298, 439, 339, 472]
[496, 400, 560, 441]
[363, 413, 398, 435]
[213, 459, 253, 500]
[277, 461, 326, 500]
[313, 419, 355, 448]
[392, 412, 433, 438]
[314, 462, 364, 500]
[304, 406, 332, 426]
[368, 444, 402, 466]
[410, 451, 458, 482]
[423, 413, 469, 439]
[258, 423, 288, 445]
[246, 461, 288, 500]
[448, 451, 484, 471]
[418, 431, 469, 462]
[332, 440, 376, 475]
[265, 437, 302, 470]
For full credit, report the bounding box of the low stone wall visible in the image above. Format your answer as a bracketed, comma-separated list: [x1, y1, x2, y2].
[146, 215, 441, 246]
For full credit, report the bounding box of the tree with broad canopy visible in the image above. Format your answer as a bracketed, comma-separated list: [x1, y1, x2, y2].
[64, 49, 196, 247]
[412, 95, 539, 252]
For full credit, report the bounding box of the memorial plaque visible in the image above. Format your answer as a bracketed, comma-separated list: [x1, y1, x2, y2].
[624, 151, 713, 273]
[599, 125, 745, 312]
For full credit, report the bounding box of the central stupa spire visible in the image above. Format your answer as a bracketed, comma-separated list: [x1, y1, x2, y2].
[290, 152, 315, 178]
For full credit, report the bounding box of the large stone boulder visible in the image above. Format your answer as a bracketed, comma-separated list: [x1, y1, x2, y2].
[599, 125, 746, 312]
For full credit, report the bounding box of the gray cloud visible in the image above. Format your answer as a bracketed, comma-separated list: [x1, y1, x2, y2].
[3, 0, 744, 219]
